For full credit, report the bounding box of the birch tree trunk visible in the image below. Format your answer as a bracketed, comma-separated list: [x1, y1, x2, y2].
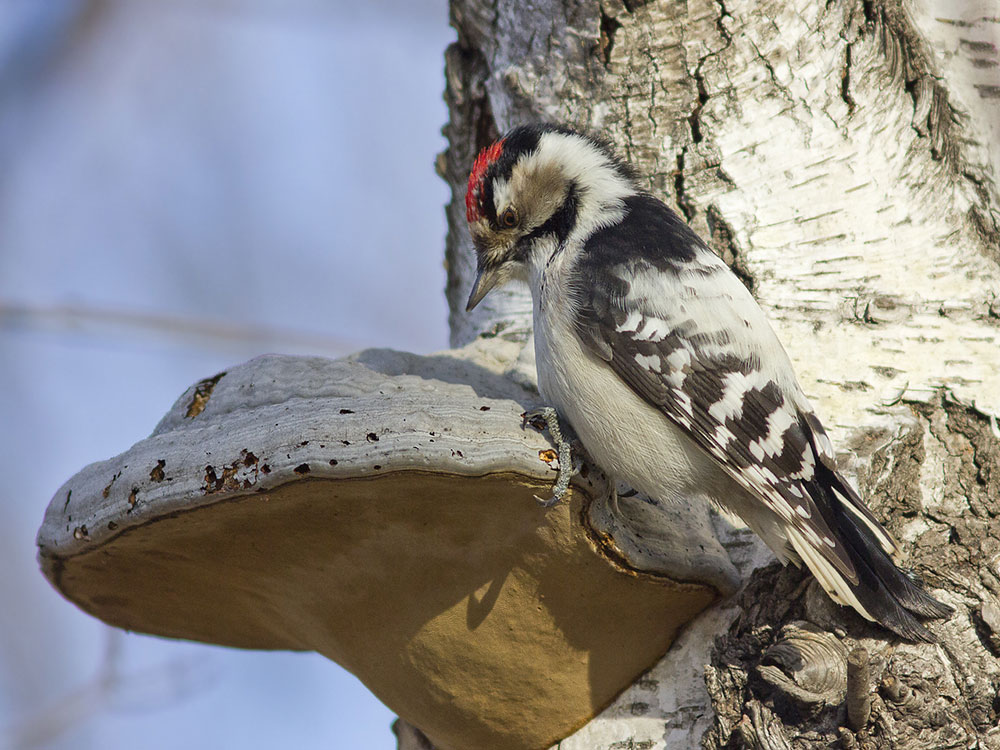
[428, 0, 1000, 747]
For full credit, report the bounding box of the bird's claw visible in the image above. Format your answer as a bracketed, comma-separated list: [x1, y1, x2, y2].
[532, 492, 565, 508]
[522, 406, 577, 507]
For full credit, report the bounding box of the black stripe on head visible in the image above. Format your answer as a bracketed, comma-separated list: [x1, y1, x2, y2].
[480, 175, 499, 225]
[523, 180, 579, 247]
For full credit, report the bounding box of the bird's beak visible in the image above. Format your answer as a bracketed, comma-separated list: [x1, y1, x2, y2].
[466, 264, 501, 311]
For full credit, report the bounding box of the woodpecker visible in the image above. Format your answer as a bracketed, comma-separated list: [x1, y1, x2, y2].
[464, 123, 951, 641]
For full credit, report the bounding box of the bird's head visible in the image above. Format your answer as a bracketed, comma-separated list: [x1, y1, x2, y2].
[464, 124, 636, 311]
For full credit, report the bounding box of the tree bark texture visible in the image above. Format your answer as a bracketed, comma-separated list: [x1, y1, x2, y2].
[438, 0, 1000, 747]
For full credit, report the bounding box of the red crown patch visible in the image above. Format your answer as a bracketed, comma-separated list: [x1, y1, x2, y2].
[465, 139, 505, 224]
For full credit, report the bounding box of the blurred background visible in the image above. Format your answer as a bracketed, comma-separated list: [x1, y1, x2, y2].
[1, 1, 453, 748]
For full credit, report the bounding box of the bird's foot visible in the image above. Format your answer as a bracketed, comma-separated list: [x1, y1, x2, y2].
[522, 406, 578, 507]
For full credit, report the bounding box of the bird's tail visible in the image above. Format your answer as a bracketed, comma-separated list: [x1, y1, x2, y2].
[791, 463, 952, 642]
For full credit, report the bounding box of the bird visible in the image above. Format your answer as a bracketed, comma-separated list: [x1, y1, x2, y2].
[463, 123, 951, 641]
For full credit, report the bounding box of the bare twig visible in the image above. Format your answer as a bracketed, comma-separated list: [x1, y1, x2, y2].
[846, 646, 871, 732]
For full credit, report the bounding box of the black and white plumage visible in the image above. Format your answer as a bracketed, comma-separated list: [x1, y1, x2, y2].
[465, 124, 951, 641]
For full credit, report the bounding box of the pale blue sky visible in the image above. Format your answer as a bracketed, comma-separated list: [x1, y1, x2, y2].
[1, 2, 453, 748]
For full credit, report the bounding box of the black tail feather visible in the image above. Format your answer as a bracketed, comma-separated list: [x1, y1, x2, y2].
[810, 465, 952, 642]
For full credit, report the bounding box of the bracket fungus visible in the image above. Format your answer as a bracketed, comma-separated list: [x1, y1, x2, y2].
[38, 347, 739, 750]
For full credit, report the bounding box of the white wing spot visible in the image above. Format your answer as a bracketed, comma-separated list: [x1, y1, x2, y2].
[789, 450, 816, 480]
[634, 353, 659, 371]
[707, 371, 764, 422]
[665, 347, 691, 370]
[762, 409, 797, 455]
[635, 318, 670, 342]
[674, 389, 695, 416]
[707, 396, 741, 423]
[795, 504, 811, 519]
[713, 424, 736, 446]
[616, 310, 642, 333]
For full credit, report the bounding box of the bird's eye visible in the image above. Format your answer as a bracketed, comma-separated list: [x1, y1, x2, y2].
[500, 207, 518, 228]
